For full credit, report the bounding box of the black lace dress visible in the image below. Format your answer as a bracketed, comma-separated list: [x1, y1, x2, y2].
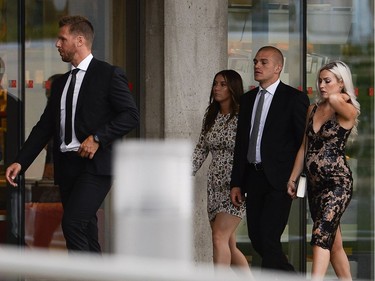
[305, 105, 353, 250]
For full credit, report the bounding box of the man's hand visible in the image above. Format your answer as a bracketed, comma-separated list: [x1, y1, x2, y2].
[230, 187, 244, 207]
[5, 163, 22, 187]
[78, 135, 99, 159]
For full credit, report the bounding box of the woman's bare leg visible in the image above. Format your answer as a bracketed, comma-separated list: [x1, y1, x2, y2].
[311, 245, 330, 281]
[330, 228, 352, 281]
[210, 212, 248, 271]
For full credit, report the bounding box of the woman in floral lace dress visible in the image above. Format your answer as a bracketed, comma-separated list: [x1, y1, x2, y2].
[192, 70, 249, 272]
[287, 61, 360, 281]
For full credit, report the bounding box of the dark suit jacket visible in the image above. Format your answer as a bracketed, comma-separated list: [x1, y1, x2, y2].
[15, 58, 139, 184]
[230, 81, 309, 191]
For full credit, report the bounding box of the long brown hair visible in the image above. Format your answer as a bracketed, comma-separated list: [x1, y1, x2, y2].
[203, 70, 244, 133]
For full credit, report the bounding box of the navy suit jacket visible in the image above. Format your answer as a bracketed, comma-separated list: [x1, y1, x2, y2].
[15, 58, 139, 184]
[230, 81, 309, 191]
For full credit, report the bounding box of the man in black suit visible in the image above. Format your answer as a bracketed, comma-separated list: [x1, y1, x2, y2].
[5, 15, 139, 252]
[230, 46, 309, 271]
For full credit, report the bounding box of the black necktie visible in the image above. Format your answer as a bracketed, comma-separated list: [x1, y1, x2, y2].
[247, 89, 266, 163]
[64, 68, 80, 145]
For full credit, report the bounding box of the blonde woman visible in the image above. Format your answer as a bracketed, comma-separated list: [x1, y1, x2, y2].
[288, 61, 360, 281]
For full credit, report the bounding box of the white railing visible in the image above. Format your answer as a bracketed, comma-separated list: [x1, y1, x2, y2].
[0, 246, 304, 281]
[0, 140, 362, 281]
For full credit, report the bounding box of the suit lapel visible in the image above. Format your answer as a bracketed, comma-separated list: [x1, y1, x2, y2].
[75, 58, 97, 111]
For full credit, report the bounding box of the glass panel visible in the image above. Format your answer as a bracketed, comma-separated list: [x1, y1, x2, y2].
[229, 0, 375, 278]
[229, 0, 304, 90]
[306, 0, 374, 280]
[22, 0, 135, 253]
[228, 0, 305, 271]
[0, 0, 22, 245]
[23, 0, 68, 249]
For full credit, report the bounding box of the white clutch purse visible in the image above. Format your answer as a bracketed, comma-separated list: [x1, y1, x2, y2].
[296, 174, 307, 198]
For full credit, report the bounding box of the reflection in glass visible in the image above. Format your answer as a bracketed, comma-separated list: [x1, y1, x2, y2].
[228, 0, 305, 272]
[307, 1, 374, 279]
[228, 0, 374, 279]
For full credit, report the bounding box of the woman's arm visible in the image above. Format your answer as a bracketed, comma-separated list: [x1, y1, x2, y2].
[287, 104, 314, 199]
[328, 93, 357, 129]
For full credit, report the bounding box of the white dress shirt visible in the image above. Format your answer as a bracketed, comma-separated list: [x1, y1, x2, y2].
[250, 79, 280, 162]
[60, 54, 93, 152]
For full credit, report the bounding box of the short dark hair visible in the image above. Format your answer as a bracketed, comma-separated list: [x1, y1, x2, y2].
[257, 46, 284, 66]
[59, 15, 94, 46]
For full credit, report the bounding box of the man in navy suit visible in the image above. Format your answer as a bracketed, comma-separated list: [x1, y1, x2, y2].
[230, 46, 309, 271]
[5, 15, 139, 252]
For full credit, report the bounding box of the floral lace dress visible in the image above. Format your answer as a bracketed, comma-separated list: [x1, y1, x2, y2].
[305, 105, 353, 250]
[192, 113, 245, 221]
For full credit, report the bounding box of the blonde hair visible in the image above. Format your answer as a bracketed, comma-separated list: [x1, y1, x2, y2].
[315, 61, 360, 139]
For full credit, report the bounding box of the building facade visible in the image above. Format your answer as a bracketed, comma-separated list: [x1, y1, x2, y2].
[0, 0, 373, 279]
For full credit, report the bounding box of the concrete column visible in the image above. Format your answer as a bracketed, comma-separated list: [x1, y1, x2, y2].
[144, 0, 228, 264]
[143, 0, 165, 139]
[164, 0, 228, 264]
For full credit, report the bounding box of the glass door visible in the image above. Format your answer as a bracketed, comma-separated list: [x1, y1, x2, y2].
[22, 0, 114, 252]
[0, 0, 23, 246]
[228, 0, 306, 271]
[306, 0, 374, 279]
[229, 0, 375, 279]
[23, 0, 69, 250]
[18, 0, 139, 252]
